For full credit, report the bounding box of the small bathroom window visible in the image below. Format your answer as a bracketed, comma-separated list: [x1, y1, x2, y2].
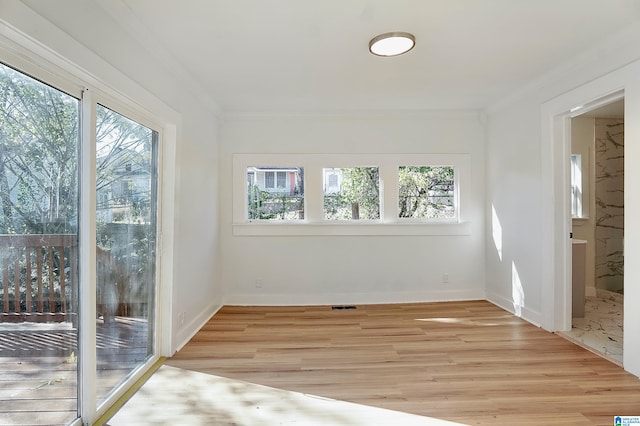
[571, 154, 583, 218]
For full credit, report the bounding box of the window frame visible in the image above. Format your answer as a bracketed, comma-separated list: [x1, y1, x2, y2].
[322, 166, 381, 222]
[264, 171, 275, 188]
[0, 25, 175, 425]
[246, 166, 305, 221]
[396, 165, 459, 223]
[570, 153, 583, 218]
[233, 153, 471, 236]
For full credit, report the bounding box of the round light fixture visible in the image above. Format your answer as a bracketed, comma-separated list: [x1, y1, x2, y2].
[369, 32, 415, 57]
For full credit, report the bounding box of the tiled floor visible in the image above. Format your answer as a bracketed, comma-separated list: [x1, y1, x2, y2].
[561, 289, 623, 365]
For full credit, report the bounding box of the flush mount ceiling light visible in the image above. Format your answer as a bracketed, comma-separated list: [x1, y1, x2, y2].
[369, 32, 415, 57]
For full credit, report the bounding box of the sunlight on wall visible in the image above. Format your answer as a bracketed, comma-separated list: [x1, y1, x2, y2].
[512, 262, 525, 317]
[492, 204, 503, 261]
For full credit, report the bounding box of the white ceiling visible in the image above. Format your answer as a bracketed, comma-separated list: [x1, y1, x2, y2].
[23, 0, 640, 113]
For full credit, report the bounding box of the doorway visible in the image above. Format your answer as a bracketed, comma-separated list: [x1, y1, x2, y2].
[562, 99, 624, 365]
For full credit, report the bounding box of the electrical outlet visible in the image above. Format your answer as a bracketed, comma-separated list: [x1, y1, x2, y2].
[255, 279, 263, 288]
[442, 273, 449, 284]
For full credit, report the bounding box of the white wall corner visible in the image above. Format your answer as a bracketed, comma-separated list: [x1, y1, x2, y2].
[485, 289, 542, 328]
[173, 303, 223, 355]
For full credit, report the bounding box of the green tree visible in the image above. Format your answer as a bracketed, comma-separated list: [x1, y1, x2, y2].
[0, 62, 79, 234]
[398, 166, 454, 218]
[325, 167, 379, 220]
[247, 168, 304, 220]
[96, 104, 154, 227]
[0, 63, 153, 235]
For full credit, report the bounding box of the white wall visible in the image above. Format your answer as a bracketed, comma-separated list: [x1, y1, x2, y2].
[485, 98, 544, 322]
[2, 0, 222, 353]
[171, 108, 221, 350]
[486, 22, 640, 377]
[219, 112, 486, 305]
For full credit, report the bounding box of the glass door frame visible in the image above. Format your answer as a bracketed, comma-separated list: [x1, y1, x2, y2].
[0, 27, 170, 426]
[80, 88, 166, 423]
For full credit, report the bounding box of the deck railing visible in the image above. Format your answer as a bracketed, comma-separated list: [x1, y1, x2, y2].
[0, 234, 117, 323]
[0, 234, 77, 322]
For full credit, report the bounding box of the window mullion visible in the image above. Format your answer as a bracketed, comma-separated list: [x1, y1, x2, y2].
[79, 88, 98, 422]
[381, 165, 397, 222]
[305, 165, 323, 222]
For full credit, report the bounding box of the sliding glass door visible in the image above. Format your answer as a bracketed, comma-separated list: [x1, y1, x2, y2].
[95, 104, 157, 403]
[0, 59, 160, 424]
[0, 61, 80, 425]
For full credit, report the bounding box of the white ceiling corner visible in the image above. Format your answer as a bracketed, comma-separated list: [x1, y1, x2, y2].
[21, 0, 640, 114]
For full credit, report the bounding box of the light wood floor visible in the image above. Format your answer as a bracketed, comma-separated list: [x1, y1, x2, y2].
[162, 301, 640, 425]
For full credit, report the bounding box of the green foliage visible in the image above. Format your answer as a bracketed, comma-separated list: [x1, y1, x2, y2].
[247, 168, 304, 220]
[94, 105, 157, 293]
[324, 167, 379, 220]
[248, 185, 275, 219]
[398, 166, 454, 218]
[0, 63, 158, 321]
[0, 63, 79, 234]
[0, 63, 156, 235]
[248, 185, 304, 220]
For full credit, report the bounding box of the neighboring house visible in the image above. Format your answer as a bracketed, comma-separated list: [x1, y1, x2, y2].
[323, 168, 343, 194]
[96, 150, 151, 224]
[247, 167, 299, 196]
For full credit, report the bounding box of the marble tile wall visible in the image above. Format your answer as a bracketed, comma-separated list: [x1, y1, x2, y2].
[595, 119, 624, 293]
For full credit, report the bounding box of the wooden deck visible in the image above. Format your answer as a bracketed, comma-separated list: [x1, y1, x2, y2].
[157, 301, 640, 425]
[0, 317, 150, 425]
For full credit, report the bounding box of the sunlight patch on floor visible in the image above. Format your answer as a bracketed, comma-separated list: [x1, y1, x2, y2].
[415, 317, 501, 327]
[107, 365, 467, 426]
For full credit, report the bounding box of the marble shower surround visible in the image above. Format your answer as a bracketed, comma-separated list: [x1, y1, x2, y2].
[595, 118, 624, 293]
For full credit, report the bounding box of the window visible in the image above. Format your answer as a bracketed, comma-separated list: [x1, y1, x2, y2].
[398, 166, 455, 219]
[264, 171, 275, 188]
[234, 153, 470, 236]
[571, 154, 583, 218]
[323, 167, 380, 220]
[247, 167, 304, 220]
[328, 173, 338, 188]
[277, 171, 287, 188]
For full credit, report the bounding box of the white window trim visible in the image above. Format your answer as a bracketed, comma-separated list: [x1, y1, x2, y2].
[233, 153, 471, 236]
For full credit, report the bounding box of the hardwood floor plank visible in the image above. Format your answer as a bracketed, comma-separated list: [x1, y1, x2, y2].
[154, 301, 640, 425]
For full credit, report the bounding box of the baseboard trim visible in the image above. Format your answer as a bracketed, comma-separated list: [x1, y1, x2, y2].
[174, 303, 222, 353]
[486, 290, 542, 327]
[222, 289, 486, 307]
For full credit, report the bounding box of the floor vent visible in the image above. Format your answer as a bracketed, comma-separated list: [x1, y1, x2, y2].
[331, 305, 357, 310]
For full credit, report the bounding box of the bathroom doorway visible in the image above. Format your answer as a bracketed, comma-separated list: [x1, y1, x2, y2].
[563, 98, 624, 365]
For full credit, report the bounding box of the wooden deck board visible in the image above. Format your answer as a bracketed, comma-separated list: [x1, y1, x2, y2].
[0, 317, 150, 425]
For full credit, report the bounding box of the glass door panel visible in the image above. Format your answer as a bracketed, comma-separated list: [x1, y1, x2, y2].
[95, 105, 157, 403]
[0, 62, 79, 425]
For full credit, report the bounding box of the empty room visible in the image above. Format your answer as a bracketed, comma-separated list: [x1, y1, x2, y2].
[0, 1, 640, 425]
